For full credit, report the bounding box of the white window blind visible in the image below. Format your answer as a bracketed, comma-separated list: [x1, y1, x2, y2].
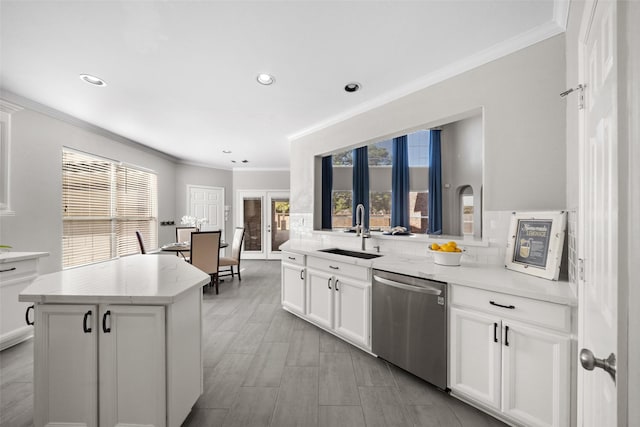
[62, 149, 157, 268]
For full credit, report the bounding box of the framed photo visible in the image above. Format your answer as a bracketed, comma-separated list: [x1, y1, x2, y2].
[505, 211, 567, 280]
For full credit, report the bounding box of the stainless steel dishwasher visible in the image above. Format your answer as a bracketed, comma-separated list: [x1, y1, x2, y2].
[372, 269, 447, 390]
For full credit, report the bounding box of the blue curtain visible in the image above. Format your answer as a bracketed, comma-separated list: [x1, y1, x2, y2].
[352, 146, 369, 229]
[321, 156, 333, 229]
[391, 136, 409, 229]
[428, 130, 442, 234]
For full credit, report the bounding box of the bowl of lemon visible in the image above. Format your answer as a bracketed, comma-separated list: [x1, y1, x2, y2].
[429, 241, 464, 266]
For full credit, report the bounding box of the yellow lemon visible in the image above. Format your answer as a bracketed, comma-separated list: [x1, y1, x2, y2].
[447, 241, 457, 248]
[431, 243, 440, 251]
[442, 245, 455, 252]
[454, 248, 462, 253]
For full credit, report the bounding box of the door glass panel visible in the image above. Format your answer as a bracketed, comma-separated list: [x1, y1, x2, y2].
[243, 197, 262, 252]
[271, 198, 290, 252]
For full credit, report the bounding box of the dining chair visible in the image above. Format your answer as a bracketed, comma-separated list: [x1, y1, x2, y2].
[175, 226, 198, 260]
[135, 230, 147, 254]
[218, 227, 245, 281]
[190, 230, 222, 294]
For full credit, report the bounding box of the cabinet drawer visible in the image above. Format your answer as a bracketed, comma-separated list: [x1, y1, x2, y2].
[282, 252, 305, 266]
[450, 285, 571, 332]
[307, 256, 370, 282]
[0, 259, 38, 283]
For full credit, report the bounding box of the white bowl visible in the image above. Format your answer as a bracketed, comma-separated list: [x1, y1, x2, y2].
[430, 249, 463, 266]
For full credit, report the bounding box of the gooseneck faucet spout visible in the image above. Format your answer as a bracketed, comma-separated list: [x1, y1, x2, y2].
[355, 203, 368, 250]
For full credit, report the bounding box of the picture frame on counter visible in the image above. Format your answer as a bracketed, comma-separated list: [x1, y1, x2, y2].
[505, 210, 567, 280]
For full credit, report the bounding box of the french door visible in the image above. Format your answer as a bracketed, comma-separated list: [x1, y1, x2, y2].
[236, 190, 290, 260]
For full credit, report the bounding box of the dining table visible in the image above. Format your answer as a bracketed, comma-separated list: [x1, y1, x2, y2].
[161, 241, 228, 259]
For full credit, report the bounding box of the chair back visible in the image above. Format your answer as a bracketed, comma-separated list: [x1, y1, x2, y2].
[230, 227, 245, 260]
[135, 230, 146, 254]
[176, 227, 198, 243]
[190, 231, 221, 275]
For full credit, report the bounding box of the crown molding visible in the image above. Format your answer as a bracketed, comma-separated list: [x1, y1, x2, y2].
[288, 20, 565, 142]
[0, 99, 23, 114]
[232, 167, 290, 173]
[177, 159, 234, 171]
[0, 89, 180, 163]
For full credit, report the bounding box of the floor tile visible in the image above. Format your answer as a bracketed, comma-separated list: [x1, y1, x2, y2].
[285, 327, 320, 367]
[263, 310, 295, 343]
[226, 322, 268, 354]
[318, 406, 366, 427]
[243, 342, 289, 387]
[358, 386, 413, 427]
[196, 353, 254, 409]
[270, 366, 319, 427]
[350, 348, 395, 387]
[222, 387, 278, 427]
[180, 408, 228, 427]
[319, 352, 360, 405]
[319, 330, 352, 353]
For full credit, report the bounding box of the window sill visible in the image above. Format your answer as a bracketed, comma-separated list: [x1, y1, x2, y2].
[312, 229, 489, 247]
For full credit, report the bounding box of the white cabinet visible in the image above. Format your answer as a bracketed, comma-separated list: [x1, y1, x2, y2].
[449, 285, 571, 427]
[0, 252, 47, 350]
[281, 252, 306, 316]
[305, 256, 371, 349]
[32, 286, 202, 427]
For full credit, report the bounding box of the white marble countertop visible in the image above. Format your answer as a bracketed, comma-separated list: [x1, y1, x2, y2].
[281, 240, 577, 306]
[0, 252, 49, 263]
[19, 254, 210, 305]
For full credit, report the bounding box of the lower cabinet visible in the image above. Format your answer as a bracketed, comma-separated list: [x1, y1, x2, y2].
[281, 261, 306, 316]
[449, 286, 572, 427]
[306, 264, 370, 349]
[32, 288, 202, 427]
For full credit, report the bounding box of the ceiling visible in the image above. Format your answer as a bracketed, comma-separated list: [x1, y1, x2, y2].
[0, 1, 566, 170]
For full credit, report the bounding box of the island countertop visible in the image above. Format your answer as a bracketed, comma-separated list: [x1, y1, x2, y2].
[19, 254, 210, 305]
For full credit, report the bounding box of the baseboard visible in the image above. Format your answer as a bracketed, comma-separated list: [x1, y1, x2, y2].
[0, 325, 33, 351]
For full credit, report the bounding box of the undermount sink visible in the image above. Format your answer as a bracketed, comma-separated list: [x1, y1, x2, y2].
[318, 248, 382, 259]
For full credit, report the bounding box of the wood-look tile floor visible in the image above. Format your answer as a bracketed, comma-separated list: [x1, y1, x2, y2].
[0, 260, 507, 427]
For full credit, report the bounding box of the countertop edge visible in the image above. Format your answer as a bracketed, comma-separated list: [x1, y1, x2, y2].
[0, 252, 50, 263]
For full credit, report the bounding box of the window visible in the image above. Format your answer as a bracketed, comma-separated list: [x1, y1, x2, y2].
[332, 190, 352, 229]
[409, 191, 429, 233]
[370, 191, 391, 230]
[62, 149, 157, 268]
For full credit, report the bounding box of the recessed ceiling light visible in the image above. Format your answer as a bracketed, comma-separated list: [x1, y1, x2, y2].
[231, 160, 237, 163]
[241, 160, 249, 163]
[344, 82, 361, 93]
[257, 73, 275, 85]
[222, 150, 232, 154]
[79, 74, 107, 87]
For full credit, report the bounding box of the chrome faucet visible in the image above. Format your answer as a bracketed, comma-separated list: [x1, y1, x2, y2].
[355, 203, 369, 250]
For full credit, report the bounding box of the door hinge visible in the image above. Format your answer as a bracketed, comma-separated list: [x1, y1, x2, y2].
[578, 258, 585, 282]
[560, 84, 586, 110]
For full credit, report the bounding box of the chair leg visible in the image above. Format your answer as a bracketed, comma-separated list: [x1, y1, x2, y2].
[215, 274, 219, 295]
[237, 265, 241, 281]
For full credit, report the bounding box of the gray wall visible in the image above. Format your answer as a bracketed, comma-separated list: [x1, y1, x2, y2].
[0, 107, 177, 274]
[175, 163, 233, 244]
[441, 114, 483, 237]
[291, 34, 567, 238]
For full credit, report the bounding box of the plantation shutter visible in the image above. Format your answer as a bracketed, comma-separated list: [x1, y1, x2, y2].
[62, 149, 157, 268]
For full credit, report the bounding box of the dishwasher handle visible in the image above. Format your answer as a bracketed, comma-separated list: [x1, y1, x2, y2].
[373, 275, 442, 295]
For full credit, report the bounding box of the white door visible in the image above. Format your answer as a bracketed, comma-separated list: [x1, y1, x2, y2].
[281, 263, 305, 315]
[502, 321, 570, 427]
[34, 304, 98, 427]
[266, 192, 290, 260]
[236, 190, 289, 259]
[577, 0, 618, 425]
[449, 307, 501, 410]
[187, 185, 224, 236]
[99, 305, 166, 427]
[305, 268, 333, 330]
[333, 276, 370, 348]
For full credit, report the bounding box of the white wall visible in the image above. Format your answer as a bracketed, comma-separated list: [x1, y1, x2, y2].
[290, 34, 567, 243]
[0, 107, 177, 274]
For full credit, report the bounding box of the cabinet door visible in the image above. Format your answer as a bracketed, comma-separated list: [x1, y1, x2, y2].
[99, 305, 166, 427]
[281, 262, 306, 315]
[449, 307, 502, 410]
[34, 304, 98, 427]
[501, 321, 570, 427]
[305, 268, 333, 329]
[333, 276, 370, 348]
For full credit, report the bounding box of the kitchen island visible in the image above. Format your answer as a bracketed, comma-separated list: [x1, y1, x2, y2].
[19, 254, 210, 427]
